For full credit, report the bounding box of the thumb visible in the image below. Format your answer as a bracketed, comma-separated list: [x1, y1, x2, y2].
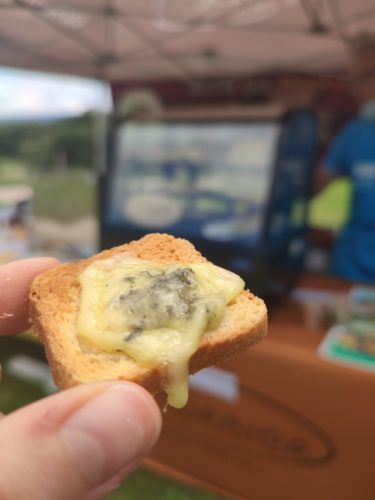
[0, 381, 161, 500]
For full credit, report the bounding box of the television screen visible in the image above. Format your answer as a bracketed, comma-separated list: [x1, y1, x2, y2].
[107, 121, 280, 245]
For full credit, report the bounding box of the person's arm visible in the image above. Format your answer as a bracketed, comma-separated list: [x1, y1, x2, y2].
[314, 165, 336, 194]
[0, 258, 161, 500]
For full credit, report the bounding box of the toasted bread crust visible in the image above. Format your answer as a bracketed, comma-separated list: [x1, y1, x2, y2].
[30, 233, 267, 394]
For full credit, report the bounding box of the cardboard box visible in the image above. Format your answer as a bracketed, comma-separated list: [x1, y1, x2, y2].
[147, 295, 375, 500]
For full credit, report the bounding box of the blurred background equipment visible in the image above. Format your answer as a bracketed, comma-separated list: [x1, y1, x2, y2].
[101, 108, 317, 299]
[0, 184, 33, 263]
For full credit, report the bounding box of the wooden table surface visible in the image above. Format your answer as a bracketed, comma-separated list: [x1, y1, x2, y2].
[146, 274, 375, 500]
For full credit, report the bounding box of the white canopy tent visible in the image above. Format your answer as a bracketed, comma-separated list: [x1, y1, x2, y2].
[0, 0, 374, 82]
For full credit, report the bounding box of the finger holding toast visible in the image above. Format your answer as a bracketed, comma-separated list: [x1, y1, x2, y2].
[0, 234, 266, 498]
[0, 257, 161, 500]
[0, 258, 59, 336]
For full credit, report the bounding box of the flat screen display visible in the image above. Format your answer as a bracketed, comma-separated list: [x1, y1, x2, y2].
[108, 121, 279, 243]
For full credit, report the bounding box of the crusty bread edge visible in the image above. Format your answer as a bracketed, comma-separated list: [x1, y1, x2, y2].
[30, 233, 267, 396]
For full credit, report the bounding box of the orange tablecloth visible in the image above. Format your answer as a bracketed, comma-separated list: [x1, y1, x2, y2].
[147, 274, 375, 500]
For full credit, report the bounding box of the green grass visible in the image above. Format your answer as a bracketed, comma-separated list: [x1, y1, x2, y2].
[31, 171, 96, 221]
[108, 469, 223, 500]
[0, 157, 29, 182]
[0, 158, 96, 222]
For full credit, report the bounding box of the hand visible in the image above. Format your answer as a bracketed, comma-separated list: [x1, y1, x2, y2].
[0, 258, 162, 500]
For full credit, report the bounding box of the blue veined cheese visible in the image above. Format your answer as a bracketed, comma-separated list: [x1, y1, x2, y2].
[77, 254, 244, 408]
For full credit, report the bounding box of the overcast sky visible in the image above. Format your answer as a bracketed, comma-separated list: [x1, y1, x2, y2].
[0, 67, 112, 121]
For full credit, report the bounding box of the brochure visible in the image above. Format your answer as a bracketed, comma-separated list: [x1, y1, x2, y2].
[318, 322, 375, 372]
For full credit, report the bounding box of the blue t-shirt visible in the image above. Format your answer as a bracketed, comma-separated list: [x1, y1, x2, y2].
[323, 119, 375, 283]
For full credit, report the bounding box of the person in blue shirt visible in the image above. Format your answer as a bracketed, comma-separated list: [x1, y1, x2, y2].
[321, 110, 375, 282]
[318, 39, 375, 283]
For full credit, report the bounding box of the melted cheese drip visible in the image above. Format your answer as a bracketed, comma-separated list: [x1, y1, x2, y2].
[77, 255, 244, 408]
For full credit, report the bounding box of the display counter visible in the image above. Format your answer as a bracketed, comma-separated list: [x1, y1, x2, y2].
[146, 274, 375, 500]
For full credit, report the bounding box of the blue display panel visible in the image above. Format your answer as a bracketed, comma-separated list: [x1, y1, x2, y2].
[101, 111, 318, 298]
[108, 121, 280, 245]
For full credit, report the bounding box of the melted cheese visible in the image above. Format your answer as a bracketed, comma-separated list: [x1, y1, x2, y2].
[77, 254, 244, 408]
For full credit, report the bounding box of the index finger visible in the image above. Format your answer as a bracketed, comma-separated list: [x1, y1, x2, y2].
[0, 258, 59, 336]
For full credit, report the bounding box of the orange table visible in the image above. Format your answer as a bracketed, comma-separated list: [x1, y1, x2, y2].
[146, 275, 375, 500]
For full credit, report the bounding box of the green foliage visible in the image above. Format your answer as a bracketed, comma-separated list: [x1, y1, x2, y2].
[0, 373, 45, 413]
[0, 113, 94, 170]
[107, 468, 223, 500]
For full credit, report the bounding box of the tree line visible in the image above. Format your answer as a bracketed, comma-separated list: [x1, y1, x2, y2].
[0, 113, 94, 170]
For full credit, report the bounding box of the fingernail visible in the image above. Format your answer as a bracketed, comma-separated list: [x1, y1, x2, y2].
[60, 383, 161, 484]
